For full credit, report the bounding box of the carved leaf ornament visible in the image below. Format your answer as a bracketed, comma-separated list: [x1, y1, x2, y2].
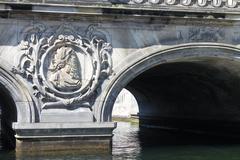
[13, 24, 113, 109]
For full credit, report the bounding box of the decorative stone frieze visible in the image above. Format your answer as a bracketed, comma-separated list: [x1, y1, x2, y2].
[12, 24, 113, 110]
[113, 0, 239, 8]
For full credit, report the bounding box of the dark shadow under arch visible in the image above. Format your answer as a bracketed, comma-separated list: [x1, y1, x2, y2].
[99, 44, 240, 135]
[127, 60, 240, 133]
[0, 60, 36, 123]
[0, 83, 17, 150]
[0, 60, 37, 150]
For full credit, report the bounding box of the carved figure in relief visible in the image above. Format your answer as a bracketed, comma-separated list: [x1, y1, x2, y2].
[14, 24, 113, 109]
[48, 46, 81, 91]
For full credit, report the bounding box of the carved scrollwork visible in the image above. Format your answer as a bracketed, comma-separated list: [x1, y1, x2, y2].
[13, 24, 113, 110]
[149, 0, 160, 4]
[212, 0, 222, 7]
[181, 0, 192, 6]
[120, 0, 239, 8]
[165, 0, 176, 5]
[197, 0, 207, 7]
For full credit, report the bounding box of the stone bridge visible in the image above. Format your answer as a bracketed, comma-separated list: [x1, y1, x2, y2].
[0, 0, 240, 153]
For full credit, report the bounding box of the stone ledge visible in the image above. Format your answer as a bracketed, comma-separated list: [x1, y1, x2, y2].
[13, 122, 117, 139]
[13, 122, 116, 153]
[0, 1, 239, 16]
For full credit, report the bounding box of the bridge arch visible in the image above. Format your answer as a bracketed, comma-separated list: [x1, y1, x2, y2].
[98, 43, 240, 123]
[0, 60, 35, 148]
[0, 60, 36, 123]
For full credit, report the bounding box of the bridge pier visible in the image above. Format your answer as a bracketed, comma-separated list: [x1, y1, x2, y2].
[13, 122, 116, 154]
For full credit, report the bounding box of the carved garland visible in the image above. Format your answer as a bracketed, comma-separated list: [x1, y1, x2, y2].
[13, 24, 113, 109]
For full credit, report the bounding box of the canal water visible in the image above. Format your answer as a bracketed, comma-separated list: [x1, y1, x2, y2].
[1, 121, 240, 160]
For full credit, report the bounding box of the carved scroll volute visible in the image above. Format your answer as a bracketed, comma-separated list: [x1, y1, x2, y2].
[126, 0, 239, 8]
[212, 0, 222, 7]
[197, 0, 207, 6]
[13, 24, 113, 110]
[181, 0, 192, 6]
[165, 0, 176, 5]
[226, 0, 237, 8]
[149, 0, 160, 4]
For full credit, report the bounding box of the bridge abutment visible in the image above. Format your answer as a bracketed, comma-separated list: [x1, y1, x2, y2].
[13, 122, 116, 153]
[0, 0, 240, 153]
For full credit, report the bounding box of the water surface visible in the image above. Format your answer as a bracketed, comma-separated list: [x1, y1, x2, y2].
[1, 121, 240, 160]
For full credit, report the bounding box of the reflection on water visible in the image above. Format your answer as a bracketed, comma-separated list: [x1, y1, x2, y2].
[2, 121, 240, 159]
[113, 122, 140, 160]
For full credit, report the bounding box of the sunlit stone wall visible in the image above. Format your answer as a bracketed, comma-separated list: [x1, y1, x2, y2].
[112, 89, 139, 118]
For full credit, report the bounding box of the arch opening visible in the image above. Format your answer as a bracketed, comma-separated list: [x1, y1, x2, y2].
[112, 88, 139, 119]
[106, 45, 240, 136]
[0, 83, 17, 150]
[125, 58, 240, 134]
[110, 56, 240, 157]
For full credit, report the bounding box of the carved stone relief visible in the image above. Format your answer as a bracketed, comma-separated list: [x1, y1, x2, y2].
[188, 27, 224, 42]
[48, 46, 82, 92]
[12, 24, 113, 110]
[112, 0, 239, 8]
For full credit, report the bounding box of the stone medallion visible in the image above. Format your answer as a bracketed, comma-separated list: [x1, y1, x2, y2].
[13, 24, 113, 109]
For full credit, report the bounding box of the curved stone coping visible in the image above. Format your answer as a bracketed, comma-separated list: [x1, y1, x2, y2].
[0, 1, 240, 15]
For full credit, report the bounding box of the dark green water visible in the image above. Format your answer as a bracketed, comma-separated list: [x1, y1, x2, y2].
[2, 121, 240, 160]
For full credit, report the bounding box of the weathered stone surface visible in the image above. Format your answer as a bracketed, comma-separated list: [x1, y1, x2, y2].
[40, 108, 94, 122]
[13, 122, 116, 137]
[1, 0, 240, 14]
[13, 122, 116, 152]
[0, 0, 240, 152]
[16, 138, 112, 154]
